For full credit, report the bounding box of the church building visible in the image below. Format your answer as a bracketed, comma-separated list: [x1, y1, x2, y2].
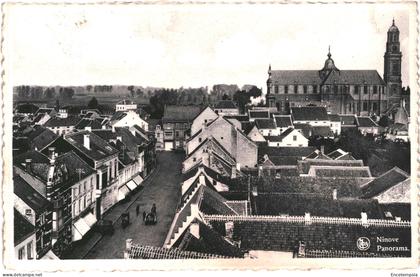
[266, 20, 403, 116]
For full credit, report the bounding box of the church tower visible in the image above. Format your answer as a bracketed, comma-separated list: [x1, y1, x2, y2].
[384, 19, 402, 104]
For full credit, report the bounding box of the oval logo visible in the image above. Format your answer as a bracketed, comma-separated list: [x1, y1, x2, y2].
[356, 237, 371, 251]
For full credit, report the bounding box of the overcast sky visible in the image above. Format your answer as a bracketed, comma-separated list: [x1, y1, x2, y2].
[5, 3, 413, 91]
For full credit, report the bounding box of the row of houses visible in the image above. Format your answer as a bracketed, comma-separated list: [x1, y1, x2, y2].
[13, 100, 156, 259]
[125, 146, 411, 259]
[121, 103, 411, 259]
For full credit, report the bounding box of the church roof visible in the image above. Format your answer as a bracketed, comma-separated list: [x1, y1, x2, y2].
[270, 70, 322, 85]
[323, 70, 385, 85]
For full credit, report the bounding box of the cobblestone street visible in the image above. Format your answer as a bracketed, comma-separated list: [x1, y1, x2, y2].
[84, 151, 184, 259]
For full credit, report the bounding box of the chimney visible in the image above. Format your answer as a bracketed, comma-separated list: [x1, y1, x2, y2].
[111, 125, 116, 132]
[236, 163, 241, 171]
[361, 212, 368, 227]
[332, 188, 337, 200]
[84, 134, 90, 150]
[320, 145, 325, 154]
[304, 212, 311, 225]
[190, 222, 200, 239]
[199, 174, 206, 186]
[102, 125, 106, 130]
[225, 221, 234, 239]
[252, 185, 258, 197]
[48, 147, 56, 160]
[85, 126, 92, 132]
[25, 159, 32, 173]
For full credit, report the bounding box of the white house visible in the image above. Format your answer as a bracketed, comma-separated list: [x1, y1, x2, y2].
[190, 106, 218, 136]
[110, 110, 148, 131]
[328, 114, 342, 135]
[116, 99, 137, 111]
[264, 128, 308, 147]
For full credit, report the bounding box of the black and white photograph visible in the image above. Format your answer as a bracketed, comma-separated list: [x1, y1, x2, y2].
[1, 1, 418, 271]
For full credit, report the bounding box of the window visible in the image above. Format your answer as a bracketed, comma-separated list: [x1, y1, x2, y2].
[204, 119, 207, 123]
[372, 102, 378, 111]
[303, 85, 307, 94]
[198, 137, 202, 143]
[364, 86, 368, 94]
[25, 209, 32, 216]
[275, 85, 279, 94]
[294, 85, 298, 94]
[193, 157, 196, 162]
[354, 85, 359, 94]
[373, 86, 378, 94]
[363, 102, 368, 111]
[333, 85, 338, 94]
[293, 135, 297, 141]
[18, 247, 25, 259]
[175, 131, 180, 138]
[313, 85, 317, 94]
[27, 242, 33, 259]
[284, 85, 288, 94]
[220, 137, 224, 140]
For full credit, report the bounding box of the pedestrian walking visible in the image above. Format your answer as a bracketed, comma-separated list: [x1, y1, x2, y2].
[136, 205, 139, 216]
[142, 211, 146, 221]
[151, 203, 157, 215]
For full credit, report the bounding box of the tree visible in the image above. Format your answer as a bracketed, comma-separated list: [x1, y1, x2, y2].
[87, 97, 99, 109]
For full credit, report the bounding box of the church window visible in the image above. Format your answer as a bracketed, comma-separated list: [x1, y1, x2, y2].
[326, 86, 330, 93]
[392, 62, 399, 75]
[303, 85, 307, 94]
[294, 85, 298, 94]
[313, 85, 317, 93]
[372, 102, 378, 112]
[275, 85, 279, 94]
[392, 33, 397, 42]
[392, 45, 398, 52]
[284, 85, 288, 94]
[363, 86, 368, 94]
[333, 85, 338, 94]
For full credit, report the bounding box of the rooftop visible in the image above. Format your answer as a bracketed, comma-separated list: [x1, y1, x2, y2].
[163, 105, 203, 122]
[357, 116, 379, 128]
[64, 131, 119, 161]
[44, 116, 81, 127]
[14, 209, 35, 245]
[14, 175, 50, 212]
[255, 119, 276, 130]
[274, 115, 293, 128]
[291, 107, 329, 121]
[361, 167, 409, 199]
[214, 100, 237, 109]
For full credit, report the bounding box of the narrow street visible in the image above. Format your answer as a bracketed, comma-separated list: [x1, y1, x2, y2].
[84, 151, 184, 259]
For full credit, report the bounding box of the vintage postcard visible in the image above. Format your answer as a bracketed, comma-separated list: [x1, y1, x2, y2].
[1, 1, 419, 271]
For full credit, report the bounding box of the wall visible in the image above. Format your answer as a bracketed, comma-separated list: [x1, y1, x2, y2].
[15, 233, 36, 260]
[190, 107, 218, 136]
[247, 127, 266, 142]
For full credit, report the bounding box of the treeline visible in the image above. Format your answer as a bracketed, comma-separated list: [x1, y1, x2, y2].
[14, 86, 75, 100]
[147, 87, 210, 118]
[146, 85, 262, 118]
